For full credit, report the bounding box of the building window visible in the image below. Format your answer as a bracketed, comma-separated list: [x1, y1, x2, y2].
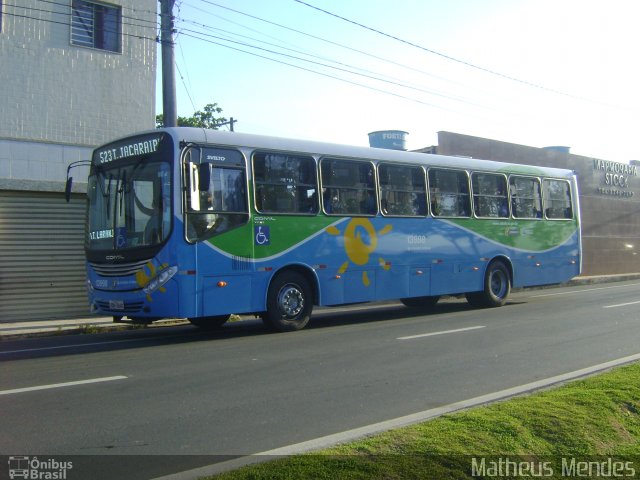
[71, 0, 121, 53]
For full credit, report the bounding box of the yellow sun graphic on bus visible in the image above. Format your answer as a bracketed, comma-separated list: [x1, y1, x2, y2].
[326, 218, 392, 286]
[135, 261, 169, 302]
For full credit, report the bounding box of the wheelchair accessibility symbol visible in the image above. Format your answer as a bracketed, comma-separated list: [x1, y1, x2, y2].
[255, 226, 270, 245]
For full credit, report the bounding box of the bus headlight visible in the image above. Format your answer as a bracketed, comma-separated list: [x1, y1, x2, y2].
[86, 279, 94, 293]
[143, 265, 178, 295]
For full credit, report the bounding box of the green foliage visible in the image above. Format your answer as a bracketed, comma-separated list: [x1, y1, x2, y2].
[156, 103, 227, 129]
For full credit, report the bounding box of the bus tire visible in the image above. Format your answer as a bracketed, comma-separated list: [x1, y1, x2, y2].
[189, 315, 230, 330]
[466, 260, 510, 308]
[262, 271, 313, 332]
[401, 296, 440, 309]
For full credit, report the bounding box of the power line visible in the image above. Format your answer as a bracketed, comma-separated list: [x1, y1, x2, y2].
[175, 60, 198, 113]
[182, 1, 300, 51]
[174, 1, 197, 111]
[177, 22, 487, 110]
[178, 30, 476, 115]
[173, 1, 583, 130]
[292, 0, 602, 104]
[175, 2, 526, 121]
[189, 0, 469, 89]
[178, 18, 431, 94]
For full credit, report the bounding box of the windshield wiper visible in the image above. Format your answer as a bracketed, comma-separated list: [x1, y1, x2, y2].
[106, 174, 113, 220]
[118, 170, 127, 217]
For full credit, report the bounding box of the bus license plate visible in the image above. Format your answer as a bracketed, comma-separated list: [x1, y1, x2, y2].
[109, 300, 125, 311]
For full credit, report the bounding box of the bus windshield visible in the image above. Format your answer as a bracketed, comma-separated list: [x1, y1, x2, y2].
[87, 160, 171, 251]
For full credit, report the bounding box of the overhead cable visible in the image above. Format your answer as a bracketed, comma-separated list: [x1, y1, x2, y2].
[292, 0, 596, 103]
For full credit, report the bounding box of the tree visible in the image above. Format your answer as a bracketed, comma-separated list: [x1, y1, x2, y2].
[156, 103, 227, 129]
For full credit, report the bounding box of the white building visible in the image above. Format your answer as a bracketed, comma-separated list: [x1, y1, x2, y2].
[0, 0, 157, 321]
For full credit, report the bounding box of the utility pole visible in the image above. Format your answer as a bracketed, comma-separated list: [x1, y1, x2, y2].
[217, 117, 237, 132]
[160, 0, 177, 127]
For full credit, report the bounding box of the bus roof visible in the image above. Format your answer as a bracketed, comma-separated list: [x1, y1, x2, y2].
[149, 127, 576, 178]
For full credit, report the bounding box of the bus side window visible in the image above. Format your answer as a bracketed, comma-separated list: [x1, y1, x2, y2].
[253, 152, 318, 215]
[428, 168, 470, 217]
[543, 179, 573, 219]
[321, 158, 377, 216]
[471, 172, 509, 218]
[378, 163, 427, 217]
[185, 147, 249, 242]
[510, 176, 542, 219]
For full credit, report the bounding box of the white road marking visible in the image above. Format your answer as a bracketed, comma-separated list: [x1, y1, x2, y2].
[603, 300, 640, 309]
[154, 352, 640, 480]
[530, 282, 640, 298]
[0, 337, 174, 355]
[0, 376, 128, 396]
[397, 325, 485, 340]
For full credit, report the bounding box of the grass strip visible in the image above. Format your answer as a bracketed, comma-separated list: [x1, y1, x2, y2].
[208, 362, 640, 479]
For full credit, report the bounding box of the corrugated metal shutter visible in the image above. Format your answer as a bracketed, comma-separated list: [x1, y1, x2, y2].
[0, 190, 89, 322]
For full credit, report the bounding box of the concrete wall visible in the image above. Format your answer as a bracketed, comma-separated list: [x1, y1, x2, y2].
[0, 139, 91, 183]
[0, 1, 157, 321]
[0, 0, 157, 182]
[436, 131, 640, 276]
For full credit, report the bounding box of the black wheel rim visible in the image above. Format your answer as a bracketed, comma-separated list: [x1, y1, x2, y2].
[490, 269, 508, 299]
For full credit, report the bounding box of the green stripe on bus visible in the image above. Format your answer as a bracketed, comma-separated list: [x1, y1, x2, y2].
[447, 218, 579, 251]
[209, 216, 339, 259]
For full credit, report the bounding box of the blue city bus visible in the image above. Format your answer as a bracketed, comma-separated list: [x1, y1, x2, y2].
[75, 128, 581, 331]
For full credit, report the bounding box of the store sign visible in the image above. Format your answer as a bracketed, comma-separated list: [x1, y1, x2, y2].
[593, 159, 638, 197]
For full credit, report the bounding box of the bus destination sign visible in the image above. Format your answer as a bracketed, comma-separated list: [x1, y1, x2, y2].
[94, 134, 164, 165]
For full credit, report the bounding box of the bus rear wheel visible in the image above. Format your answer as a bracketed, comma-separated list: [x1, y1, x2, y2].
[262, 271, 313, 332]
[401, 296, 440, 309]
[466, 260, 511, 308]
[189, 315, 230, 330]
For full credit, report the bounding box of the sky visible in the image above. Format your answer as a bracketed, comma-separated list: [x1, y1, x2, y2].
[157, 0, 640, 162]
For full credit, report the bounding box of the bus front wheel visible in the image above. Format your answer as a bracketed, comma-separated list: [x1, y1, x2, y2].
[466, 260, 511, 308]
[262, 271, 313, 332]
[189, 315, 230, 330]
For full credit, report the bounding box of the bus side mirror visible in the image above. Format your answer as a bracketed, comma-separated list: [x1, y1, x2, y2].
[65, 177, 73, 203]
[64, 160, 91, 203]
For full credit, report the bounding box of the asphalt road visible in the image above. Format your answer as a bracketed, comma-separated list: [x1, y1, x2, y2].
[1, 280, 640, 479]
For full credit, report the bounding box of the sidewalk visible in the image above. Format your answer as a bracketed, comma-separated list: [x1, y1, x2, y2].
[1, 274, 639, 340]
[0, 317, 190, 340]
